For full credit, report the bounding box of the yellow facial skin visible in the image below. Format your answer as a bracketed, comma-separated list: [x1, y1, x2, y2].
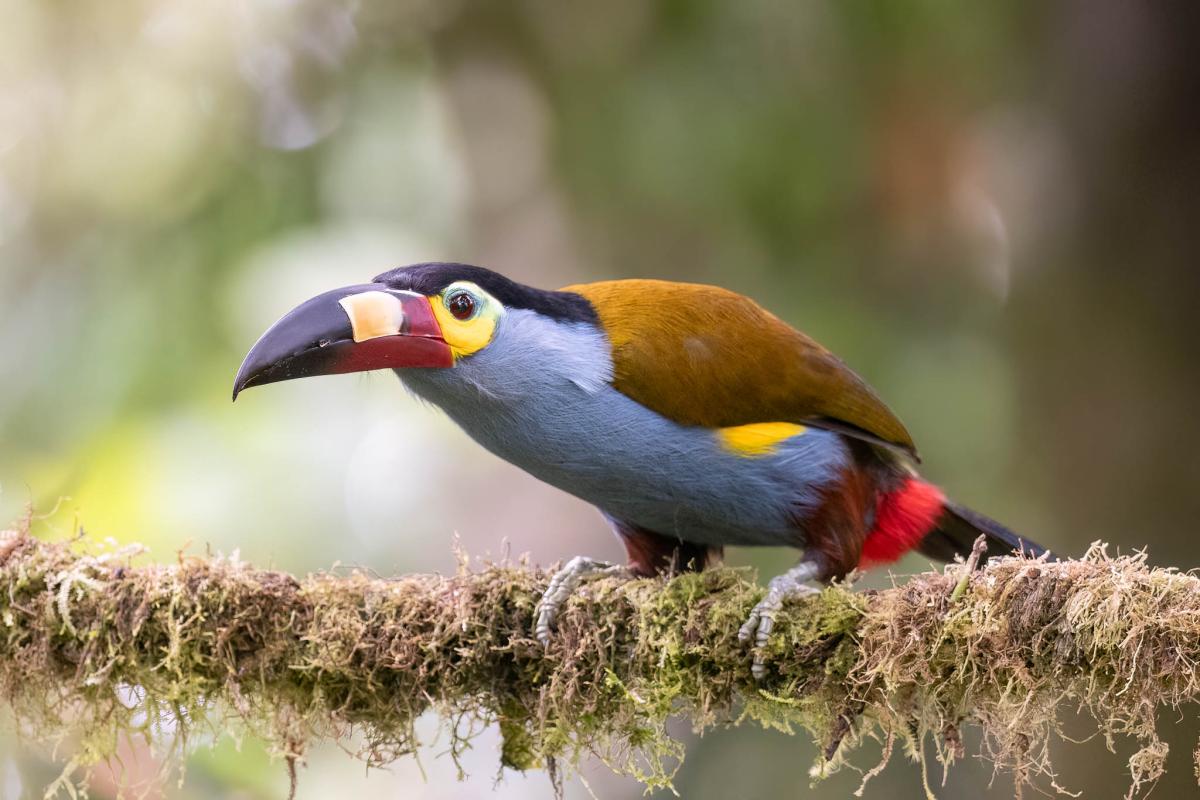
[718, 422, 807, 458]
[429, 281, 503, 359]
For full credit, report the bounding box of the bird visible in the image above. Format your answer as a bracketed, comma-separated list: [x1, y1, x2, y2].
[233, 262, 1048, 678]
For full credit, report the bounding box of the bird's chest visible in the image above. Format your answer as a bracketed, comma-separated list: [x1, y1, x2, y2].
[419, 379, 704, 491]
[402, 371, 847, 545]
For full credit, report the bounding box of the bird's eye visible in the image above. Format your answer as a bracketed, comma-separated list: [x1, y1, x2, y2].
[447, 290, 476, 320]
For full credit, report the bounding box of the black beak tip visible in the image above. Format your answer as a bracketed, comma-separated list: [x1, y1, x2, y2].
[231, 363, 261, 402]
[231, 366, 249, 402]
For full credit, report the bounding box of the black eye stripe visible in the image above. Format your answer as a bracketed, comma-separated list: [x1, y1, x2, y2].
[448, 291, 476, 320]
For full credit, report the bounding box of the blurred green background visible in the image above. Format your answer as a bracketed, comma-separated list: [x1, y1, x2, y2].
[2, 0, 1199, 797]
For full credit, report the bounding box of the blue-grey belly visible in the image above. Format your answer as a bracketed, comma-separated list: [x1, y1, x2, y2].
[406, 377, 849, 547]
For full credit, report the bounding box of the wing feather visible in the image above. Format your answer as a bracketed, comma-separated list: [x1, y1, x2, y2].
[564, 279, 918, 459]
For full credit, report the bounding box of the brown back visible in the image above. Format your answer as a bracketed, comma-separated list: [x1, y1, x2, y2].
[564, 279, 917, 458]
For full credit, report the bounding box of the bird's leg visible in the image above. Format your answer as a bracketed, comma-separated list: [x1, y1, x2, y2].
[738, 560, 822, 681]
[535, 556, 630, 646]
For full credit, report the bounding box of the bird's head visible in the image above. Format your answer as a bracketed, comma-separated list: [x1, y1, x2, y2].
[232, 262, 602, 400]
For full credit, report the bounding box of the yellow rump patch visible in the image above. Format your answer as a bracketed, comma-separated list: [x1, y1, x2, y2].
[718, 421, 806, 457]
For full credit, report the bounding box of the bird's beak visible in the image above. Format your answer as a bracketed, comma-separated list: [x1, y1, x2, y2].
[232, 283, 452, 400]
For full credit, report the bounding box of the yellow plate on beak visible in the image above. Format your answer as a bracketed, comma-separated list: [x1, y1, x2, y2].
[339, 291, 405, 342]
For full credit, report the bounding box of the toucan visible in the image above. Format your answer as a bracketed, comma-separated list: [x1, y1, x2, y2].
[233, 262, 1048, 678]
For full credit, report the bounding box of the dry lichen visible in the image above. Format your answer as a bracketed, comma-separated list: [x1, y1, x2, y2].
[1, 525, 1198, 797]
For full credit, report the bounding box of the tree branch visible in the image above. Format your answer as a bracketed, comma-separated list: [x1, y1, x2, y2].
[1, 526, 1197, 797]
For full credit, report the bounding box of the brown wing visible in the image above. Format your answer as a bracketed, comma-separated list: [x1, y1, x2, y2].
[563, 279, 918, 459]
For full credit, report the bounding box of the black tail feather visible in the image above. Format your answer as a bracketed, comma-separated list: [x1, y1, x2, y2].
[917, 501, 1053, 564]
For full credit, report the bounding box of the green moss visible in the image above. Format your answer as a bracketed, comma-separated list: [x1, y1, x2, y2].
[499, 704, 540, 771]
[0, 529, 1198, 797]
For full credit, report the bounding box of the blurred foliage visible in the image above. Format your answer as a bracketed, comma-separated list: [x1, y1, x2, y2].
[1, 0, 1198, 797]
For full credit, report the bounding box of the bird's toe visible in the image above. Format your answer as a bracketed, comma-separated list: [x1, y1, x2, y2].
[535, 556, 628, 646]
[741, 573, 820, 681]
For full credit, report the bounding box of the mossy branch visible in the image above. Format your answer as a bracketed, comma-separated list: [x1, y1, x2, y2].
[1, 526, 1198, 798]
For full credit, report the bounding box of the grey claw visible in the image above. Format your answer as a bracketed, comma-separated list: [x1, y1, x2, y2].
[741, 562, 821, 681]
[535, 556, 627, 647]
[737, 613, 758, 644]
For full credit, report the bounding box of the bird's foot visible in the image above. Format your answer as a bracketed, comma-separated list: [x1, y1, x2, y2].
[738, 561, 822, 681]
[535, 556, 630, 646]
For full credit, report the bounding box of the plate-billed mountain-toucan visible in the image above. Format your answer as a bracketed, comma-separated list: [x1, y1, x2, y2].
[234, 262, 1048, 678]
